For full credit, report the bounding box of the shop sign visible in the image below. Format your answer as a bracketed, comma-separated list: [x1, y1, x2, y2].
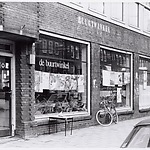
[38, 58, 69, 69]
[78, 16, 110, 34]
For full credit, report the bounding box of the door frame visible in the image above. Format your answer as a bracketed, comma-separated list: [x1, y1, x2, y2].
[0, 39, 15, 136]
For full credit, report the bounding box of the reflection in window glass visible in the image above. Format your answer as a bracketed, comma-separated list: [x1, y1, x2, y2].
[35, 35, 88, 115]
[111, 2, 123, 21]
[128, 3, 138, 27]
[100, 48, 131, 108]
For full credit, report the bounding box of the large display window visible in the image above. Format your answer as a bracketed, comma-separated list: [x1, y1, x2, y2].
[100, 47, 132, 109]
[34, 34, 89, 116]
[139, 56, 150, 109]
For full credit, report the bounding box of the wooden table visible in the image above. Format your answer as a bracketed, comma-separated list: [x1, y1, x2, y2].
[49, 115, 73, 136]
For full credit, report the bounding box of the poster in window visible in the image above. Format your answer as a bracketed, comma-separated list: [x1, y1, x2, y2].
[143, 71, 147, 90]
[64, 74, 77, 91]
[124, 72, 130, 84]
[41, 72, 49, 90]
[35, 71, 41, 92]
[64, 75, 72, 91]
[58, 74, 66, 90]
[117, 88, 122, 103]
[49, 73, 78, 91]
[110, 71, 117, 86]
[102, 70, 111, 86]
[78, 75, 84, 92]
[117, 72, 122, 86]
[70, 75, 78, 90]
[49, 73, 61, 90]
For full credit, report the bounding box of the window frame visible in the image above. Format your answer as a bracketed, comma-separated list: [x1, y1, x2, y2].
[111, 2, 124, 22]
[35, 30, 91, 120]
[143, 7, 150, 33]
[128, 2, 139, 28]
[139, 55, 150, 110]
[100, 45, 133, 112]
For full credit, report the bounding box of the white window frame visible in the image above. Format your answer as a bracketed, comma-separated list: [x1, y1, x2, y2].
[100, 45, 133, 113]
[128, 2, 139, 28]
[139, 55, 150, 110]
[35, 30, 91, 120]
[111, 2, 124, 23]
[143, 7, 150, 33]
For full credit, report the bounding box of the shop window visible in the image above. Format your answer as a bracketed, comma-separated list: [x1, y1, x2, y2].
[35, 35, 88, 116]
[139, 57, 150, 109]
[100, 48, 131, 109]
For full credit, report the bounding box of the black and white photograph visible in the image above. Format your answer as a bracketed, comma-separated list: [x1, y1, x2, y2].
[0, 0, 150, 149]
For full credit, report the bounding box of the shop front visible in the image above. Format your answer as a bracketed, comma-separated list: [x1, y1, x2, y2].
[1, 2, 150, 139]
[34, 31, 91, 121]
[99, 46, 133, 113]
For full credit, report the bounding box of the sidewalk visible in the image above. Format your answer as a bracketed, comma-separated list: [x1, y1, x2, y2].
[0, 116, 150, 148]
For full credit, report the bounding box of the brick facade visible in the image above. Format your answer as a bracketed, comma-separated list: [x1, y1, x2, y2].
[0, 2, 150, 138]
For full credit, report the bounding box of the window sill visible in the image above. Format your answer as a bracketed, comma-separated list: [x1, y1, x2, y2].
[117, 110, 134, 115]
[116, 107, 134, 115]
[35, 112, 91, 122]
[88, 8, 106, 17]
[111, 17, 125, 25]
[139, 108, 150, 113]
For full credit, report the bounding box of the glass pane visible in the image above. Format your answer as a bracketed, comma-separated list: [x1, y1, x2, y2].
[144, 8, 150, 32]
[100, 48, 131, 108]
[111, 2, 123, 21]
[128, 3, 138, 27]
[0, 56, 11, 137]
[139, 57, 150, 109]
[35, 36, 88, 115]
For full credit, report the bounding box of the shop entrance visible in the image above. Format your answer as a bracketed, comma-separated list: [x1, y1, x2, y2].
[0, 56, 11, 137]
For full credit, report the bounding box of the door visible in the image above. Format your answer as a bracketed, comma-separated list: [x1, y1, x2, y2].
[0, 56, 11, 137]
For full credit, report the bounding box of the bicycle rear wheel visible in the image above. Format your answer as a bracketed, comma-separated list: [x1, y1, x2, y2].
[96, 109, 113, 127]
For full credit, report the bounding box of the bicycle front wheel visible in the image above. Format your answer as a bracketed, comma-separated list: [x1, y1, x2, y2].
[96, 109, 113, 127]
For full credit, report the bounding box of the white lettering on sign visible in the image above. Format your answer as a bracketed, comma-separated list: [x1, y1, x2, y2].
[0, 62, 6, 69]
[39, 59, 69, 69]
[78, 16, 110, 33]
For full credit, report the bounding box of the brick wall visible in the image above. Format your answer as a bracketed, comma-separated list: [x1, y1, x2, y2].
[3, 2, 38, 38]
[15, 42, 37, 138]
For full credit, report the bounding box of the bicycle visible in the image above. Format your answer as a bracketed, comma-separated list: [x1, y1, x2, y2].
[96, 94, 118, 127]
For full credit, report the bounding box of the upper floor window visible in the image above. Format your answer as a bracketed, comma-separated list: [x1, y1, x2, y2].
[88, 2, 105, 15]
[111, 2, 124, 21]
[128, 3, 139, 27]
[143, 7, 150, 32]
